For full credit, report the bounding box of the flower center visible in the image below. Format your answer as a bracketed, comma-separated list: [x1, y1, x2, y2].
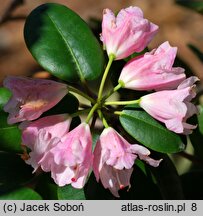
[71, 165, 80, 182]
[21, 99, 48, 109]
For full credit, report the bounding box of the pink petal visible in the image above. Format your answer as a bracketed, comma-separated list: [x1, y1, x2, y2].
[3, 76, 68, 124]
[99, 163, 133, 197]
[49, 123, 93, 188]
[101, 7, 158, 60]
[119, 41, 186, 91]
[20, 114, 71, 150]
[182, 122, 197, 135]
[51, 166, 74, 187]
[178, 76, 199, 89]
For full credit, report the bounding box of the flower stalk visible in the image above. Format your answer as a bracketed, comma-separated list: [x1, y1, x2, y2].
[85, 103, 99, 124]
[105, 99, 141, 106]
[97, 54, 115, 101]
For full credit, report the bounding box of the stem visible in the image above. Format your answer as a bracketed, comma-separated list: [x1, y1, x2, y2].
[102, 83, 122, 101]
[105, 99, 141, 106]
[98, 54, 115, 101]
[97, 109, 109, 128]
[114, 111, 122, 116]
[85, 103, 99, 124]
[68, 86, 95, 104]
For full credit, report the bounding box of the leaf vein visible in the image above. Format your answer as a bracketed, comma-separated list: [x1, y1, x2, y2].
[46, 13, 84, 81]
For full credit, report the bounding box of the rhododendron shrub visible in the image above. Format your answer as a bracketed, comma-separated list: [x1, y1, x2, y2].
[0, 3, 201, 200]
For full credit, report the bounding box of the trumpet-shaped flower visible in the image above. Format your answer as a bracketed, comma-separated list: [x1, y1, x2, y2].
[45, 123, 93, 189]
[140, 77, 199, 134]
[101, 6, 158, 60]
[3, 76, 68, 124]
[93, 127, 161, 197]
[119, 41, 186, 91]
[19, 114, 71, 172]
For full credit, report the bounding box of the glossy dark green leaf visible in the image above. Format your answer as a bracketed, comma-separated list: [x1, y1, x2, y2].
[151, 154, 184, 199]
[0, 111, 22, 153]
[176, 0, 203, 14]
[0, 187, 42, 200]
[0, 152, 33, 194]
[24, 3, 104, 82]
[0, 87, 11, 111]
[197, 105, 203, 134]
[92, 129, 101, 150]
[57, 185, 85, 200]
[120, 110, 185, 153]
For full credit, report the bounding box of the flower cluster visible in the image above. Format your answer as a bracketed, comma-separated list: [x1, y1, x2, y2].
[3, 6, 198, 197]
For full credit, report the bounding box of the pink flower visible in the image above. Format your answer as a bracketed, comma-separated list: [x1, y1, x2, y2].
[140, 77, 199, 134]
[3, 76, 68, 124]
[119, 41, 186, 91]
[101, 6, 158, 60]
[19, 114, 71, 172]
[46, 123, 93, 189]
[93, 127, 161, 197]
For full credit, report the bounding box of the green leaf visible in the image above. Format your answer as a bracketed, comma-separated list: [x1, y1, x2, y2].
[176, 0, 203, 14]
[92, 128, 101, 150]
[0, 152, 33, 194]
[0, 111, 22, 153]
[0, 187, 42, 200]
[0, 87, 11, 111]
[197, 105, 203, 134]
[151, 154, 184, 199]
[24, 3, 104, 82]
[57, 185, 85, 200]
[119, 110, 185, 153]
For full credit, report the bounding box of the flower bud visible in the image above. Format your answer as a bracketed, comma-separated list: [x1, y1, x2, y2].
[119, 41, 186, 91]
[49, 123, 93, 189]
[20, 114, 71, 172]
[93, 127, 161, 197]
[3, 76, 68, 124]
[140, 77, 199, 134]
[101, 6, 158, 60]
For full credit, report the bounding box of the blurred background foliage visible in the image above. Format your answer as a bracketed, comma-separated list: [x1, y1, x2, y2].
[0, 0, 203, 199]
